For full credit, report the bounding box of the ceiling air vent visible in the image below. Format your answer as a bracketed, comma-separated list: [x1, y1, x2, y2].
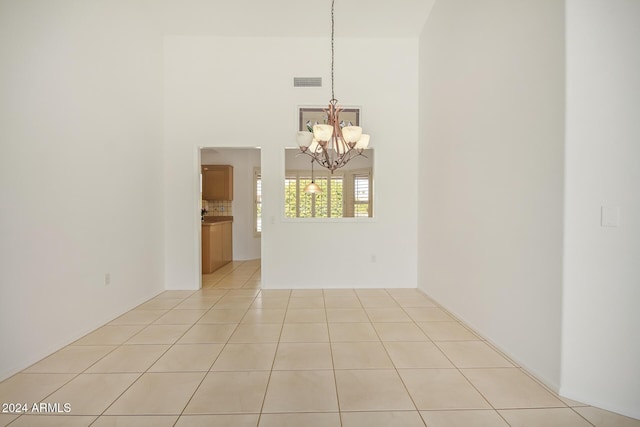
[294, 77, 322, 88]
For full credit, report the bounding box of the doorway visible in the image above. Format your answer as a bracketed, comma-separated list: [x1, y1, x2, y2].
[199, 147, 261, 290]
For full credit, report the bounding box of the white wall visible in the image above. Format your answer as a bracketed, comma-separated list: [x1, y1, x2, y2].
[562, 0, 640, 418]
[0, 1, 164, 380]
[418, 0, 565, 389]
[164, 36, 419, 289]
[200, 148, 261, 260]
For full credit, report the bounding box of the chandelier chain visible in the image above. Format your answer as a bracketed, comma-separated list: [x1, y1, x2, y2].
[331, 0, 335, 101]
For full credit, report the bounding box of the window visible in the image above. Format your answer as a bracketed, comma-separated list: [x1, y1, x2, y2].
[254, 169, 261, 235]
[284, 169, 371, 218]
[284, 172, 344, 218]
[353, 172, 371, 217]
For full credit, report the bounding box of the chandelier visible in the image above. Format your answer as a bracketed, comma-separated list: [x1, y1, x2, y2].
[296, 0, 370, 174]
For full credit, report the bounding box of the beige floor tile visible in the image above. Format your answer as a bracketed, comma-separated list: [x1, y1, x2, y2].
[228, 323, 282, 343]
[385, 342, 454, 368]
[216, 280, 248, 289]
[392, 295, 438, 308]
[174, 298, 220, 310]
[280, 323, 329, 342]
[211, 343, 277, 371]
[0, 373, 75, 404]
[149, 344, 223, 372]
[359, 296, 400, 308]
[176, 414, 259, 427]
[399, 369, 491, 410]
[262, 370, 338, 413]
[574, 407, 640, 427]
[355, 289, 390, 297]
[8, 415, 97, 426]
[184, 371, 269, 414]
[198, 309, 246, 323]
[273, 343, 333, 370]
[417, 321, 479, 341]
[73, 325, 145, 345]
[405, 307, 455, 322]
[86, 345, 168, 373]
[323, 289, 357, 296]
[436, 341, 514, 368]
[153, 309, 207, 324]
[0, 414, 19, 425]
[260, 412, 341, 427]
[328, 323, 379, 342]
[373, 322, 430, 341]
[420, 410, 509, 426]
[285, 308, 327, 323]
[44, 373, 139, 415]
[137, 298, 184, 310]
[332, 342, 394, 369]
[326, 308, 370, 323]
[499, 408, 594, 426]
[126, 324, 191, 344]
[109, 310, 167, 325]
[324, 295, 363, 309]
[385, 288, 424, 296]
[461, 368, 565, 409]
[335, 369, 414, 411]
[91, 415, 179, 427]
[196, 289, 228, 298]
[214, 297, 255, 309]
[288, 297, 324, 308]
[558, 396, 588, 407]
[290, 289, 324, 297]
[105, 372, 205, 415]
[24, 345, 115, 373]
[153, 290, 194, 299]
[365, 308, 411, 322]
[225, 289, 260, 297]
[259, 289, 291, 298]
[341, 411, 426, 427]
[241, 309, 286, 324]
[250, 297, 290, 309]
[242, 280, 261, 289]
[177, 324, 236, 344]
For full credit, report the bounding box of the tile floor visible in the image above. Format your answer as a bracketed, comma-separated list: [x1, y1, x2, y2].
[1, 260, 639, 427]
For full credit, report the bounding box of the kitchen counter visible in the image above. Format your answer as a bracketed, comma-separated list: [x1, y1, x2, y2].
[202, 216, 233, 225]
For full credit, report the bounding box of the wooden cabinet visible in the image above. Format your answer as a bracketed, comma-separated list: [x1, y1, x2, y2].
[202, 165, 233, 200]
[221, 221, 232, 264]
[201, 221, 233, 274]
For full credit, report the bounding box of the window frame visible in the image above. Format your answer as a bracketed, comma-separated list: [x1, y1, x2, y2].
[254, 168, 262, 237]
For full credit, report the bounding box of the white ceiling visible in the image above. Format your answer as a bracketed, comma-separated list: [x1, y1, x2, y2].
[153, 0, 436, 38]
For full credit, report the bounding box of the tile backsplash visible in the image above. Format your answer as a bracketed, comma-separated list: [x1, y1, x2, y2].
[203, 200, 232, 217]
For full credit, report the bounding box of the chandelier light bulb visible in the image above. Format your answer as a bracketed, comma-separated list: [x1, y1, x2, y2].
[341, 126, 362, 144]
[313, 124, 333, 142]
[297, 131, 314, 149]
[355, 134, 370, 150]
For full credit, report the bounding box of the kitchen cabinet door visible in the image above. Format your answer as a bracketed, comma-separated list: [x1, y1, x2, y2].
[202, 165, 233, 200]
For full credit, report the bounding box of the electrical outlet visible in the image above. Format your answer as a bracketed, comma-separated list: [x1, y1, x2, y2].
[601, 206, 620, 227]
[104, 273, 111, 286]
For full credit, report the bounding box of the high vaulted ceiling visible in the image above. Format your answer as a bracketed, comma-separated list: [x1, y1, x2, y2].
[153, 0, 435, 38]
